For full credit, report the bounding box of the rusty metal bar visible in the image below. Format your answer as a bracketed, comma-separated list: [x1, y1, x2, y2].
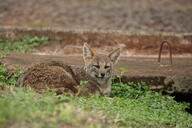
[158, 40, 173, 65]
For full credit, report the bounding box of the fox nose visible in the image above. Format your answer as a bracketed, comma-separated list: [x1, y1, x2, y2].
[101, 73, 105, 77]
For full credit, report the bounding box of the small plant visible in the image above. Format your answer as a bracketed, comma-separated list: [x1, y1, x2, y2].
[110, 82, 150, 99]
[0, 65, 24, 87]
[113, 67, 126, 83]
[75, 81, 88, 96]
[75, 81, 88, 90]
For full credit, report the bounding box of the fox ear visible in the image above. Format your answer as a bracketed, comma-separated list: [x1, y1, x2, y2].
[108, 48, 120, 64]
[83, 43, 95, 61]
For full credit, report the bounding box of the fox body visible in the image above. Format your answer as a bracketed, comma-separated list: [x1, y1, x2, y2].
[18, 43, 120, 96]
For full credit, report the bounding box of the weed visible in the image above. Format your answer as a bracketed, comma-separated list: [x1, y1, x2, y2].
[110, 82, 149, 99]
[0, 35, 48, 59]
[76, 81, 89, 90]
[113, 67, 126, 83]
[0, 65, 24, 87]
[74, 81, 192, 127]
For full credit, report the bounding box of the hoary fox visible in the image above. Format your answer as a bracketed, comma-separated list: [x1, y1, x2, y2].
[18, 43, 120, 96]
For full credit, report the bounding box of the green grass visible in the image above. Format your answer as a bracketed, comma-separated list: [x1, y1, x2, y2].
[0, 88, 109, 128]
[74, 83, 192, 128]
[0, 65, 23, 87]
[0, 65, 192, 128]
[0, 35, 48, 59]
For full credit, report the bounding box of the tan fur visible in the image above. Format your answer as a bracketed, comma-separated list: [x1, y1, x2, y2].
[18, 43, 120, 96]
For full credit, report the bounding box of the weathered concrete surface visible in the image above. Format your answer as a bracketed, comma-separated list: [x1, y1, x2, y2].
[2, 53, 192, 93]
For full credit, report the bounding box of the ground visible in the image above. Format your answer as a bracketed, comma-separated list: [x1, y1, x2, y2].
[0, 0, 192, 127]
[0, 0, 192, 33]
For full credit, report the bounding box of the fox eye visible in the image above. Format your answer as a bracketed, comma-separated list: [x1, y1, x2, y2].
[93, 65, 100, 68]
[104, 66, 110, 69]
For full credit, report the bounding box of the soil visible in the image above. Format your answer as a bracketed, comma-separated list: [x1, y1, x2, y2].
[36, 34, 192, 56]
[0, 0, 192, 33]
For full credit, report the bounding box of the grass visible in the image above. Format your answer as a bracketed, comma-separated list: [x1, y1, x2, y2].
[0, 87, 110, 128]
[74, 83, 192, 128]
[0, 64, 192, 128]
[0, 65, 23, 87]
[0, 35, 48, 59]
[0, 36, 192, 128]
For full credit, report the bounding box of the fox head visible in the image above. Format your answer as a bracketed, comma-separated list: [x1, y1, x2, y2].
[83, 43, 120, 84]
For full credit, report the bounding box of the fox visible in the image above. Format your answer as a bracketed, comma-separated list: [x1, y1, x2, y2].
[17, 43, 120, 96]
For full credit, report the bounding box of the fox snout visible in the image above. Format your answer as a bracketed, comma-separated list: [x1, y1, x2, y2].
[95, 73, 105, 78]
[100, 73, 105, 78]
[95, 72, 108, 79]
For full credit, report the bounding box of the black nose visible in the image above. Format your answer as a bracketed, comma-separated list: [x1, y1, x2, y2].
[101, 73, 105, 77]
